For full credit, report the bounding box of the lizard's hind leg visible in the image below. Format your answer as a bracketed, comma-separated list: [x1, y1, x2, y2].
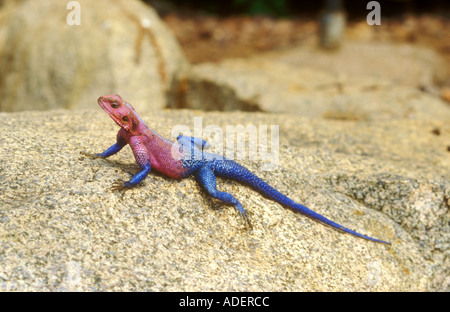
[195, 165, 250, 226]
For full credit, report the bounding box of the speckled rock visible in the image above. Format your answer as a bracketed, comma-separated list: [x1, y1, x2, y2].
[0, 108, 448, 291]
[0, 0, 188, 112]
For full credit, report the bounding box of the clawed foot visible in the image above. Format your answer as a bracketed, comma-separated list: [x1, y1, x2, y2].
[242, 215, 253, 230]
[237, 208, 252, 230]
[80, 151, 102, 159]
[111, 179, 132, 193]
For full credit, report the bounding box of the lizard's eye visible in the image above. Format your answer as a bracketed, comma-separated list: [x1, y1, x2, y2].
[122, 116, 129, 122]
[111, 102, 119, 108]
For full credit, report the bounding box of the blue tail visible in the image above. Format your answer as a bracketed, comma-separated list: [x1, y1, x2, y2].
[212, 159, 390, 245]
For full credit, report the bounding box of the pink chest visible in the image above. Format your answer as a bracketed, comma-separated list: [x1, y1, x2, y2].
[146, 139, 186, 179]
[121, 126, 188, 179]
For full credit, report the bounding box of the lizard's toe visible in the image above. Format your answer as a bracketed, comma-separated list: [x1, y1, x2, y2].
[111, 179, 131, 193]
[236, 204, 252, 229]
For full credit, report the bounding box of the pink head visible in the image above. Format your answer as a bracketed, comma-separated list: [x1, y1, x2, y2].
[98, 94, 142, 133]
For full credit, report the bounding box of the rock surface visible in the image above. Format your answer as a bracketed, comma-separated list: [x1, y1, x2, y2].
[171, 42, 450, 120]
[0, 109, 448, 291]
[0, 0, 188, 112]
[260, 41, 449, 88]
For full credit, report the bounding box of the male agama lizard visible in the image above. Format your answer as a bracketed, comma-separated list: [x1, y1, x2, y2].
[85, 94, 390, 245]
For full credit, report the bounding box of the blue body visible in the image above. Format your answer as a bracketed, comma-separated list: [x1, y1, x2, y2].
[179, 137, 390, 244]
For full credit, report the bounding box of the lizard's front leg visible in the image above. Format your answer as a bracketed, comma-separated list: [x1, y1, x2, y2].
[112, 135, 152, 191]
[112, 163, 151, 191]
[81, 129, 127, 159]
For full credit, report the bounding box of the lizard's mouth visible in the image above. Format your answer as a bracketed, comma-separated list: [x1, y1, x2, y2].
[97, 95, 112, 111]
[97, 96, 125, 128]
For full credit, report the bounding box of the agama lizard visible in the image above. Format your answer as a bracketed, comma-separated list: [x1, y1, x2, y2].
[85, 94, 390, 245]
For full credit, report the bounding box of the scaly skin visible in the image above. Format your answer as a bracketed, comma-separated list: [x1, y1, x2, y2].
[87, 94, 390, 245]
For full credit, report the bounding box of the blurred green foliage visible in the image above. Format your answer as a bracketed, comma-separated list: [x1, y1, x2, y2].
[148, 0, 291, 16]
[145, 0, 448, 18]
[232, 0, 289, 16]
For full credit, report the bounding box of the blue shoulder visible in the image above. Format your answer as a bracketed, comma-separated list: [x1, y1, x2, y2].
[177, 135, 211, 149]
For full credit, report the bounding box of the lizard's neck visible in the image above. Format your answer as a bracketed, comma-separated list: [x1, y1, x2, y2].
[133, 120, 175, 146]
[119, 109, 176, 147]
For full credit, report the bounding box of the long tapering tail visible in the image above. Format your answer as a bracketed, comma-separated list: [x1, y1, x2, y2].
[214, 159, 390, 245]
